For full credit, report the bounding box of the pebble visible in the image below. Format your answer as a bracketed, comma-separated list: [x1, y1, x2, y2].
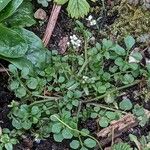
[34, 8, 47, 20]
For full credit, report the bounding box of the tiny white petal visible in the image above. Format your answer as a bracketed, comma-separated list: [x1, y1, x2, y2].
[77, 39, 81, 43]
[86, 15, 93, 21]
[129, 56, 139, 63]
[70, 36, 73, 40]
[90, 20, 97, 26]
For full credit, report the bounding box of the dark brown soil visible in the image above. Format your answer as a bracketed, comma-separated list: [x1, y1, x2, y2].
[14, 137, 69, 150]
[0, 67, 14, 129]
[29, 1, 73, 51]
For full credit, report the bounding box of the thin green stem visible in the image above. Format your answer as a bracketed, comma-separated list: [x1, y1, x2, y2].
[34, 95, 61, 99]
[30, 97, 60, 106]
[110, 70, 132, 77]
[77, 40, 88, 76]
[88, 103, 127, 115]
[17, 76, 32, 97]
[101, 0, 105, 11]
[78, 135, 84, 147]
[84, 80, 141, 103]
[53, 115, 103, 150]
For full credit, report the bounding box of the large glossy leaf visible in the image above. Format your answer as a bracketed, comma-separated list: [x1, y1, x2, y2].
[0, 0, 23, 22]
[5, 0, 36, 27]
[0, 0, 11, 12]
[0, 24, 28, 58]
[13, 28, 49, 68]
[0, 56, 34, 74]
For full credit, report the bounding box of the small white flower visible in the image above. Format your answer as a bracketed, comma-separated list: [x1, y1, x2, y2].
[35, 138, 41, 144]
[72, 35, 78, 40]
[83, 76, 89, 80]
[77, 43, 81, 47]
[146, 58, 150, 64]
[69, 34, 81, 49]
[86, 15, 93, 21]
[129, 56, 138, 63]
[67, 42, 70, 46]
[90, 20, 97, 26]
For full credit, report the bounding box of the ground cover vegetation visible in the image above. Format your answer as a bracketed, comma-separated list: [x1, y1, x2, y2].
[0, 0, 150, 150]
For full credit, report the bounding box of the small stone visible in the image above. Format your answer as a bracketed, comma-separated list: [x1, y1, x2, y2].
[34, 8, 47, 20]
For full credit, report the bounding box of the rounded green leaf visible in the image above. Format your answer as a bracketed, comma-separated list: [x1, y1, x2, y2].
[16, 87, 26, 98]
[80, 129, 89, 136]
[72, 100, 79, 107]
[70, 140, 80, 149]
[119, 99, 133, 111]
[53, 133, 64, 142]
[131, 52, 143, 62]
[94, 106, 100, 112]
[80, 147, 88, 150]
[26, 77, 38, 89]
[58, 76, 65, 83]
[51, 123, 62, 134]
[84, 138, 96, 148]
[115, 57, 124, 67]
[122, 74, 134, 85]
[0, 24, 28, 58]
[99, 117, 109, 128]
[98, 85, 106, 94]
[124, 36, 135, 50]
[31, 106, 40, 115]
[21, 67, 29, 78]
[22, 121, 32, 130]
[12, 118, 22, 129]
[5, 143, 13, 150]
[111, 44, 126, 56]
[10, 80, 19, 90]
[106, 111, 116, 120]
[90, 113, 98, 119]
[62, 128, 73, 139]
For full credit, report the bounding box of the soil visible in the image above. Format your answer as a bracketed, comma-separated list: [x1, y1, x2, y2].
[30, 0, 73, 51]
[14, 137, 69, 150]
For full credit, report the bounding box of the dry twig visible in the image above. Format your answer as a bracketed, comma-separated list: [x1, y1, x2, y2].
[42, 4, 61, 47]
[97, 113, 138, 146]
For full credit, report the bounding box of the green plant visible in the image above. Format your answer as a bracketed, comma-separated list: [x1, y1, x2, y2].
[0, 15, 149, 149]
[132, 104, 149, 127]
[85, 104, 121, 128]
[37, 0, 52, 7]
[0, 130, 18, 150]
[0, 0, 49, 78]
[112, 142, 133, 150]
[54, 0, 95, 18]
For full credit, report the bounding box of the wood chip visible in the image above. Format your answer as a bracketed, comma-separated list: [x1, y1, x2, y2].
[97, 113, 138, 146]
[34, 8, 47, 20]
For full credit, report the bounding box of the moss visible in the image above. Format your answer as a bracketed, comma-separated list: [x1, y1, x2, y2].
[106, 0, 150, 40]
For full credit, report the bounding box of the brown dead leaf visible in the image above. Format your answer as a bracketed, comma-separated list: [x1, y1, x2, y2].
[58, 36, 69, 54]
